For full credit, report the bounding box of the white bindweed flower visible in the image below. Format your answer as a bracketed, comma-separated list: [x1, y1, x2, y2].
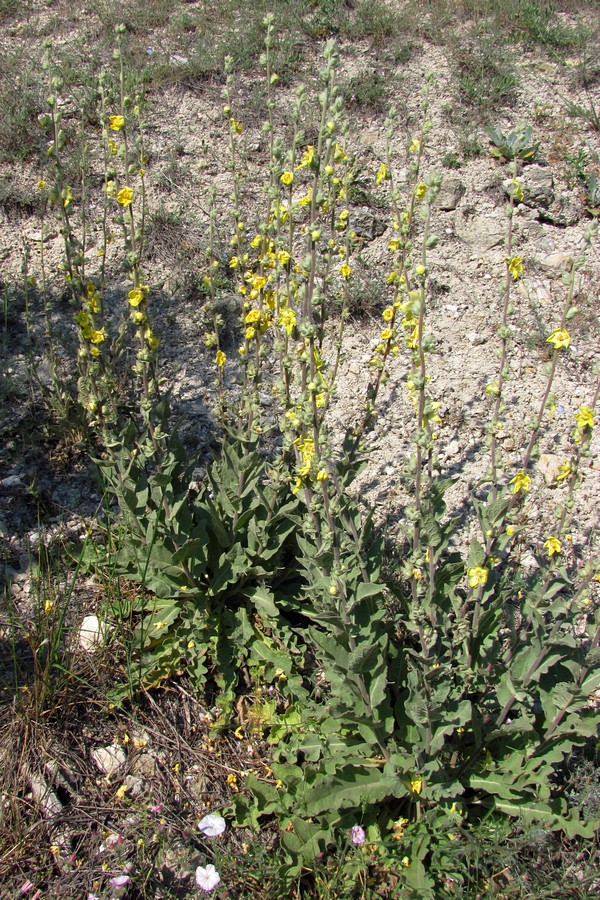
[197, 814, 226, 837]
[195, 864, 221, 893]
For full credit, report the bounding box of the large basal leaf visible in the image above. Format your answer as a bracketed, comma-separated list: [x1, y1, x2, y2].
[299, 767, 402, 818]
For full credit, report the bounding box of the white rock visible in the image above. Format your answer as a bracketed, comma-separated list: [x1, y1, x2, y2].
[521, 551, 540, 571]
[0, 475, 23, 489]
[78, 615, 104, 651]
[539, 251, 572, 274]
[468, 332, 487, 346]
[538, 453, 562, 486]
[91, 745, 126, 776]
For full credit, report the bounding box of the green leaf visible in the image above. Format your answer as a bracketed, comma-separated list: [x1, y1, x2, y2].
[300, 767, 401, 818]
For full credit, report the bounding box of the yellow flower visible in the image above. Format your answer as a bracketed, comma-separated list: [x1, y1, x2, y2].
[410, 775, 423, 795]
[37, 179, 46, 190]
[109, 115, 125, 131]
[556, 461, 571, 482]
[215, 350, 226, 368]
[375, 162, 387, 185]
[509, 471, 531, 494]
[117, 187, 134, 207]
[296, 145, 315, 170]
[575, 406, 594, 430]
[409, 138, 421, 153]
[245, 309, 261, 324]
[543, 536, 561, 558]
[505, 525, 515, 536]
[468, 566, 489, 588]
[44, 599, 54, 615]
[382, 307, 394, 322]
[401, 856, 410, 868]
[229, 117, 243, 134]
[278, 250, 291, 266]
[546, 326, 571, 350]
[512, 178, 524, 202]
[380, 328, 394, 341]
[245, 326, 256, 340]
[506, 255, 524, 280]
[334, 142, 347, 162]
[280, 171, 294, 186]
[297, 189, 312, 207]
[339, 263, 352, 278]
[226, 773, 238, 787]
[90, 328, 106, 344]
[316, 468, 329, 481]
[128, 288, 144, 307]
[279, 307, 296, 336]
[415, 182, 427, 201]
[229, 256, 239, 268]
[145, 327, 159, 350]
[115, 784, 128, 800]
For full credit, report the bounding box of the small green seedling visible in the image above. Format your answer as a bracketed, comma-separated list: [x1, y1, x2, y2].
[485, 123, 539, 161]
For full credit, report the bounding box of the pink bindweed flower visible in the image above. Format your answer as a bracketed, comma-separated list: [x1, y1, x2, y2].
[195, 864, 221, 893]
[105, 833, 123, 849]
[109, 874, 131, 888]
[198, 814, 226, 837]
[20, 881, 34, 894]
[351, 825, 366, 846]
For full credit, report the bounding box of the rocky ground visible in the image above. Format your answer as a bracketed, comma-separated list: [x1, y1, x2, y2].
[1, 2, 599, 590]
[0, 1, 599, 895]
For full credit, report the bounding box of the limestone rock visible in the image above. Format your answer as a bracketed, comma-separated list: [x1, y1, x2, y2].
[538, 453, 563, 486]
[522, 165, 554, 209]
[352, 206, 386, 240]
[78, 615, 104, 651]
[92, 745, 126, 776]
[542, 192, 582, 227]
[437, 177, 465, 211]
[538, 251, 572, 275]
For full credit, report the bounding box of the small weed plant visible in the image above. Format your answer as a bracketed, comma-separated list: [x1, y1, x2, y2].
[33, 16, 600, 897]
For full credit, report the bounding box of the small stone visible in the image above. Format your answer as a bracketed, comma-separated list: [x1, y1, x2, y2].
[542, 192, 581, 227]
[124, 774, 145, 798]
[78, 615, 104, 651]
[130, 753, 156, 779]
[468, 332, 487, 346]
[521, 551, 540, 571]
[92, 745, 126, 776]
[521, 164, 554, 209]
[538, 453, 562, 486]
[0, 475, 23, 489]
[539, 251, 572, 274]
[437, 177, 465, 211]
[26, 230, 56, 243]
[384, 465, 396, 476]
[444, 440, 461, 459]
[352, 207, 386, 240]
